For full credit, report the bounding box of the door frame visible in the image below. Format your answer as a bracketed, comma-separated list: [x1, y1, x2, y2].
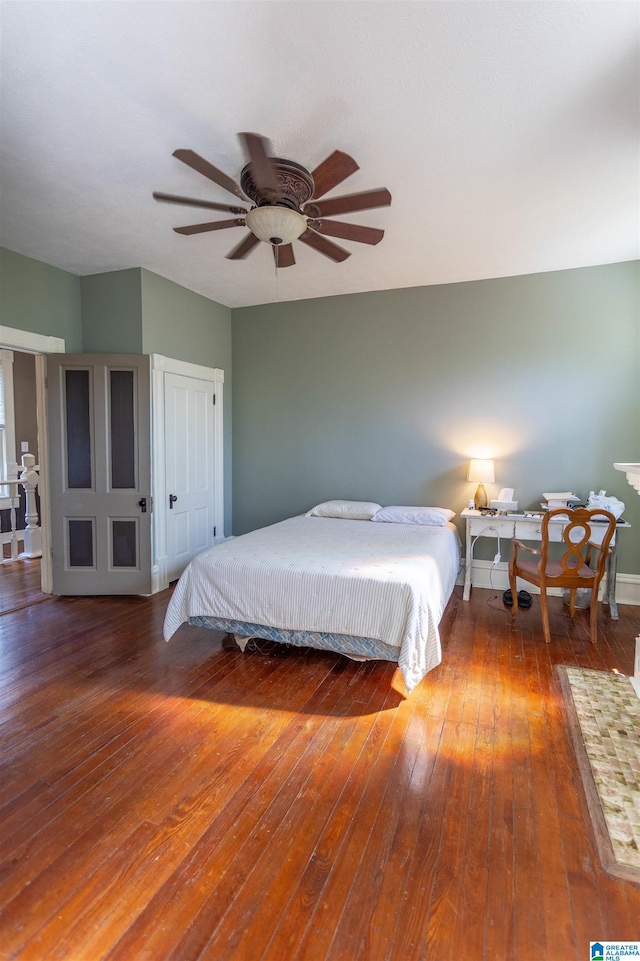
[0, 325, 66, 595]
[150, 354, 224, 593]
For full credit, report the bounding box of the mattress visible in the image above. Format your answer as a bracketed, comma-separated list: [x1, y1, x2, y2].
[164, 515, 460, 692]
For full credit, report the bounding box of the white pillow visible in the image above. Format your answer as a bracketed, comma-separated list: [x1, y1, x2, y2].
[371, 505, 455, 526]
[305, 499, 382, 520]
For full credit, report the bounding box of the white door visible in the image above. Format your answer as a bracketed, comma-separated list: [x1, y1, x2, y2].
[47, 354, 152, 595]
[165, 371, 216, 581]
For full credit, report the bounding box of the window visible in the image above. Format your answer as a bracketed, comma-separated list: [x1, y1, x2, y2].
[0, 349, 17, 508]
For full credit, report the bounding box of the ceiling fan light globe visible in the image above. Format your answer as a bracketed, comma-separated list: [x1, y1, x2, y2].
[245, 206, 307, 245]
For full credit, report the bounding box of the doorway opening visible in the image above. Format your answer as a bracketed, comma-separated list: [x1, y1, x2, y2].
[0, 326, 65, 595]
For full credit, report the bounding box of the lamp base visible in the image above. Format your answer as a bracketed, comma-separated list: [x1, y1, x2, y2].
[474, 483, 488, 510]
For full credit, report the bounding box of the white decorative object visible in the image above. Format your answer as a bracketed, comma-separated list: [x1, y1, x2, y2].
[586, 490, 625, 520]
[19, 452, 42, 558]
[614, 463, 640, 496]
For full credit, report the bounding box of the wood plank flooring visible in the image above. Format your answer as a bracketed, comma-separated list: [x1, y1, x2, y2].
[0, 554, 46, 616]
[1, 561, 639, 960]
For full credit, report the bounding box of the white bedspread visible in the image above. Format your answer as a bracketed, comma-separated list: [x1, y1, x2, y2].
[164, 516, 460, 692]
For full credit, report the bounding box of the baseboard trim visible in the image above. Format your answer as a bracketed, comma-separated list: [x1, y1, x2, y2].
[612, 573, 640, 607]
[460, 560, 640, 606]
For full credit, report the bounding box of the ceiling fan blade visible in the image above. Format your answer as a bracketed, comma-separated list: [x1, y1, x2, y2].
[273, 244, 295, 268]
[172, 149, 245, 200]
[153, 192, 247, 215]
[299, 229, 351, 263]
[174, 219, 245, 236]
[226, 232, 261, 260]
[239, 132, 282, 201]
[306, 187, 392, 219]
[311, 219, 384, 246]
[310, 151, 359, 200]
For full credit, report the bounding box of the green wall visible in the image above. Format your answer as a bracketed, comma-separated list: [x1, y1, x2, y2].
[3, 246, 638, 573]
[140, 269, 233, 534]
[80, 269, 143, 353]
[0, 251, 233, 535]
[79, 266, 233, 531]
[232, 261, 640, 574]
[0, 247, 82, 350]
[140, 269, 231, 366]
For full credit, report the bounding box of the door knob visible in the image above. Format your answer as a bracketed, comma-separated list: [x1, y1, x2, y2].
[169, 494, 178, 509]
[138, 497, 147, 513]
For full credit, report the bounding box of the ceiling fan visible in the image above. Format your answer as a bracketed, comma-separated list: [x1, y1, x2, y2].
[153, 132, 392, 268]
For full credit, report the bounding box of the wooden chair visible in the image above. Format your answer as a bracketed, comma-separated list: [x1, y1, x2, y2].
[508, 507, 617, 644]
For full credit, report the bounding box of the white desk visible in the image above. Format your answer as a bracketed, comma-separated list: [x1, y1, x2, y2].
[461, 508, 629, 618]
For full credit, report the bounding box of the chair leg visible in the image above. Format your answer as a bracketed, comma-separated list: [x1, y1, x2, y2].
[509, 568, 518, 619]
[589, 589, 598, 645]
[569, 589, 576, 619]
[539, 589, 551, 644]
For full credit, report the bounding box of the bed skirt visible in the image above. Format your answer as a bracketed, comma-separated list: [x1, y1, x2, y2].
[188, 615, 400, 662]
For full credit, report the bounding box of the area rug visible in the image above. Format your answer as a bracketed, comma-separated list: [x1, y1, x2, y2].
[557, 666, 640, 884]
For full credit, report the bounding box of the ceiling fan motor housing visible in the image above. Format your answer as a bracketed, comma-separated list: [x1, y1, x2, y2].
[241, 158, 316, 246]
[240, 157, 315, 210]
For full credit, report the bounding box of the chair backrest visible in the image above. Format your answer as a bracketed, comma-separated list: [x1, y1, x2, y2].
[539, 507, 617, 582]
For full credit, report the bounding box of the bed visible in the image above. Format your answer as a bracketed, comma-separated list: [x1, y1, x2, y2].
[164, 503, 460, 693]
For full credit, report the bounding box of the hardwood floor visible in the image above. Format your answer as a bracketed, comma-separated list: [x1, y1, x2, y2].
[0, 556, 46, 616]
[1, 564, 639, 960]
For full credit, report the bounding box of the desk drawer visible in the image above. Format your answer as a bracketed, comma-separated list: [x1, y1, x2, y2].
[514, 520, 565, 542]
[468, 517, 514, 537]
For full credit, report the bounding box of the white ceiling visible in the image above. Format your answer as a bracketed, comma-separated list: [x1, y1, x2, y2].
[1, 1, 638, 309]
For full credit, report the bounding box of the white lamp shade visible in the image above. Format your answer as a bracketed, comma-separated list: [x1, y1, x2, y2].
[467, 458, 495, 484]
[245, 206, 307, 245]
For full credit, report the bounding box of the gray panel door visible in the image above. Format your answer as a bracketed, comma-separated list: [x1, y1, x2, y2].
[47, 354, 152, 595]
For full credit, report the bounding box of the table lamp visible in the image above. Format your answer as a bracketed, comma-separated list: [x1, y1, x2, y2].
[468, 459, 495, 509]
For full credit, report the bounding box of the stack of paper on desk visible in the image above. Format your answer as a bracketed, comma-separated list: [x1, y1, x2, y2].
[542, 492, 580, 509]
